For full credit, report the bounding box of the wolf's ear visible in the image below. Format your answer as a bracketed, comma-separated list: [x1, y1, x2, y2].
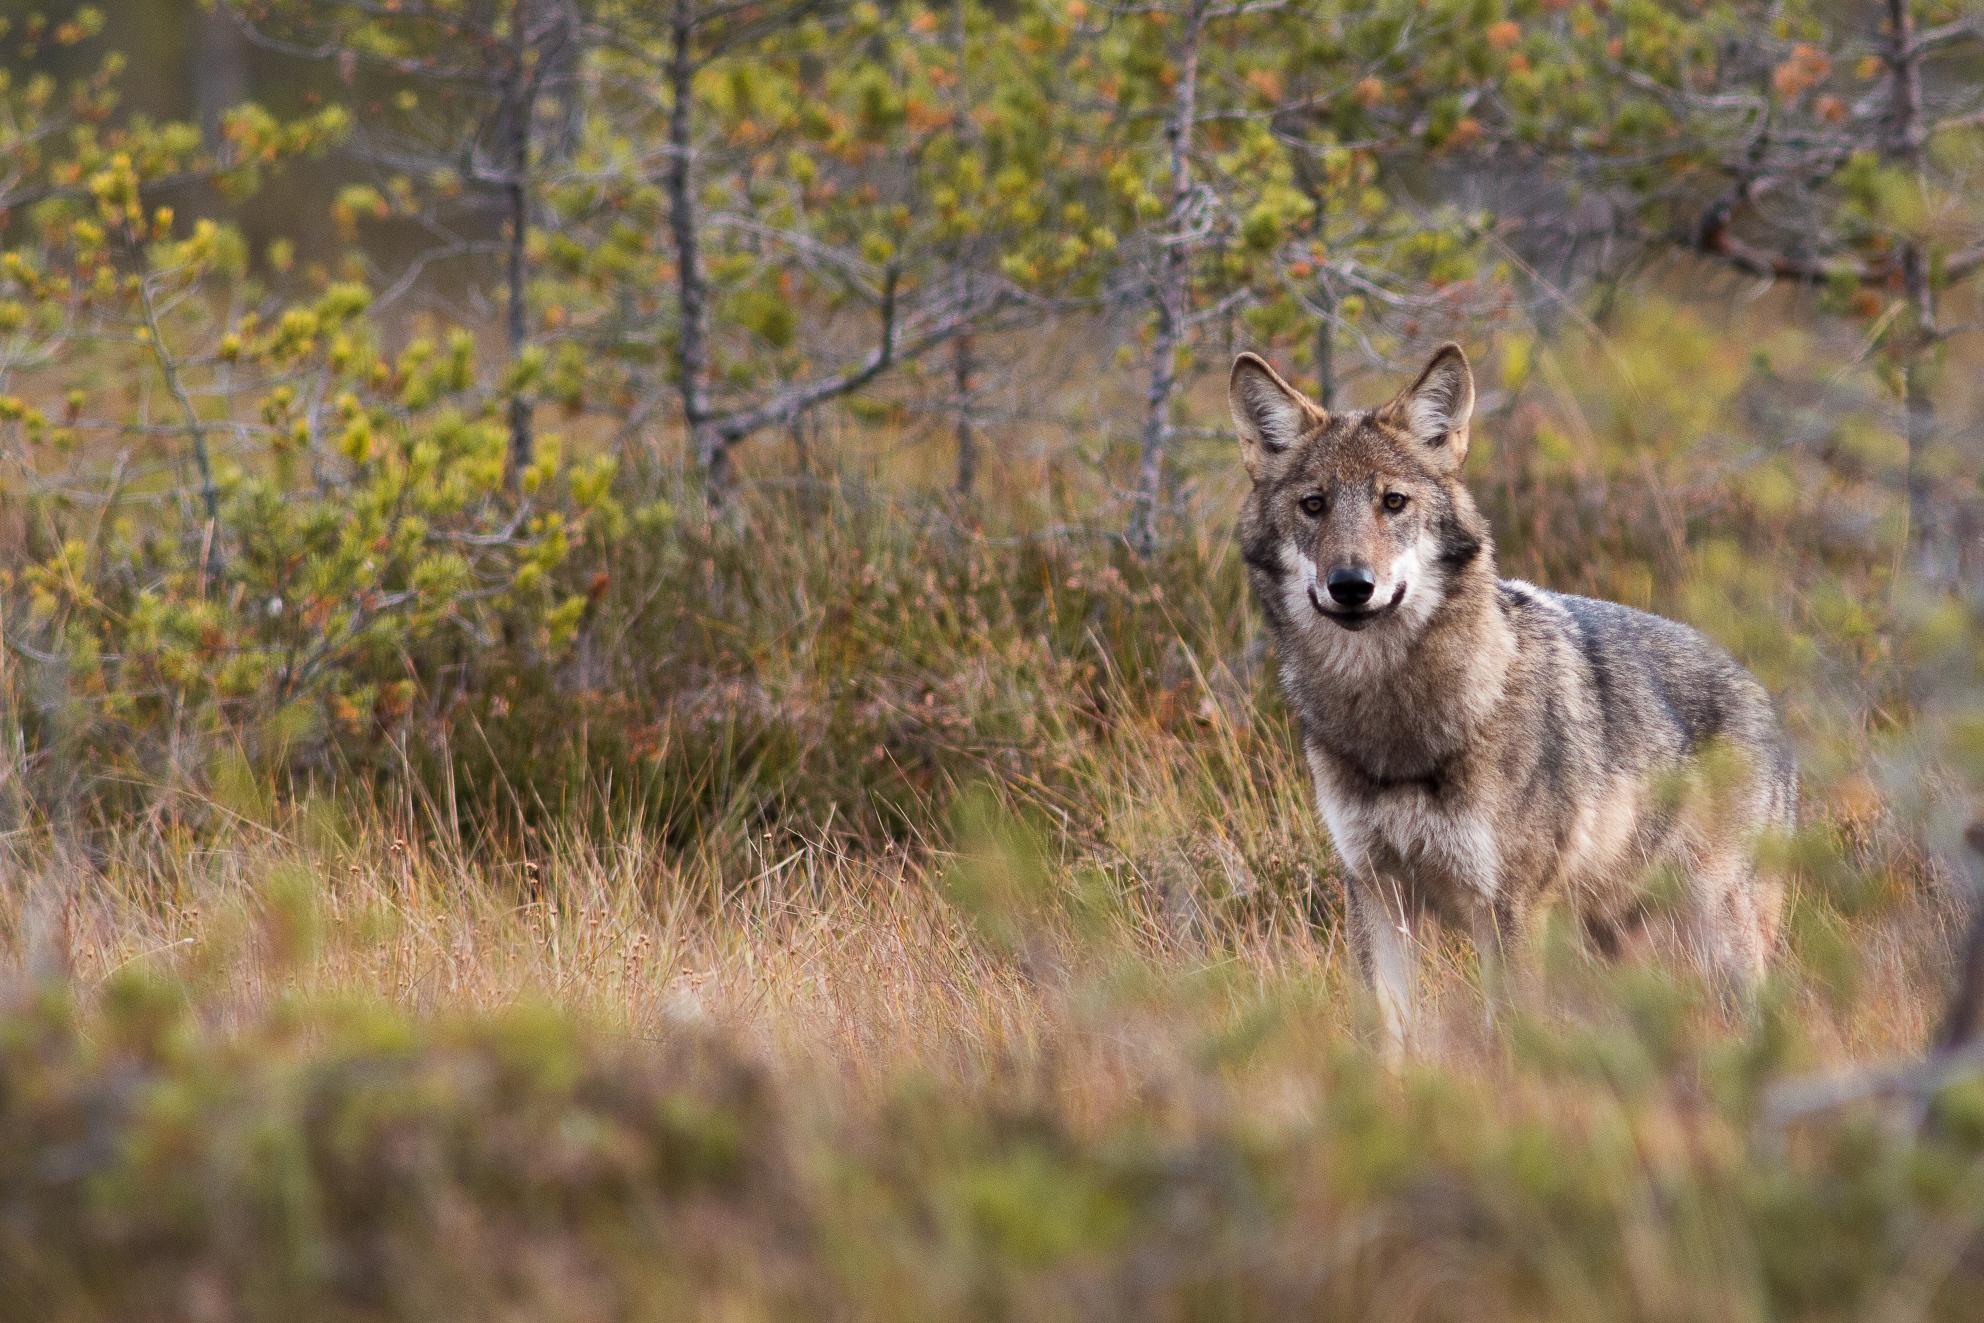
[1229, 353, 1325, 480]
[1380, 343, 1474, 469]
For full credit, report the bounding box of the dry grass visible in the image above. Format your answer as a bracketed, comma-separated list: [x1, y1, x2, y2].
[4, 727, 1955, 1113]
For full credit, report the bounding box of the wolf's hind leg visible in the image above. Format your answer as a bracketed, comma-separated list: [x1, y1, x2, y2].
[1347, 875, 1421, 1056]
[1682, 848, 1775, 1001]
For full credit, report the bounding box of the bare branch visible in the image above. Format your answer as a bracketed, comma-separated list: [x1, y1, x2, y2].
[710, 266, 908, 443]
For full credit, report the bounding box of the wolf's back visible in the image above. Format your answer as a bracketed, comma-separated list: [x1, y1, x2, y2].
[1506, 583, 1797, 828]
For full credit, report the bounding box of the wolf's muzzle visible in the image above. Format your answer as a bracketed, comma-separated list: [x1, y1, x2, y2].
[1308, 581, 1406, 631]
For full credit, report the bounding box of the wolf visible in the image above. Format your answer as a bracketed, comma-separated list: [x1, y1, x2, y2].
[1229, 343, 1797, 1049]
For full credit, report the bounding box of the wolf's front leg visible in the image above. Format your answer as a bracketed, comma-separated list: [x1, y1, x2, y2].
[1468, 894, 1540, 1033]
[1345, 875, 1421, 1056]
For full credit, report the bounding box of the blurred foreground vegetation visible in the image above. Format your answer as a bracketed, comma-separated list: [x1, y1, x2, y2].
[3, 1, 1984, 1318]
[7, 940, 1984, 1323]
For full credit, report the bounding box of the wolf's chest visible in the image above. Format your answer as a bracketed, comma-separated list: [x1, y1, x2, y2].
[1307, 747, 1501, 905]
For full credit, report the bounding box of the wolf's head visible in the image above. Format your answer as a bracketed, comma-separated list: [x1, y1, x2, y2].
[1230, 344, 1491, 658]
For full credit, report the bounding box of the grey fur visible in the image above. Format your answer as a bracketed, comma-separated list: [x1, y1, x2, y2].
[1230, 346, 1796, 1049]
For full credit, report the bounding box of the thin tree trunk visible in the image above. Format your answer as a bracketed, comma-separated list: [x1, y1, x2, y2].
[1884, 0, 1949, 582]
[1305, 181, 1334, 408]
[138, 268, 221, 578]
[1306, 174, 1336, 411]
[1313, 289, 1336, 411]
[1129, 0, 1208, 558]
[666, 0, 719, 485]
[503, 0, 536, 481]
[194, 5, 250, 150]
[953, 328, 976, 497]
[1901, 313, 1941, 579]
[1280, 130, 1336, 408]
[948, 0, 978, 501]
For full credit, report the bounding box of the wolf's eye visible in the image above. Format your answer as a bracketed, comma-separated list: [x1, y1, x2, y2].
[1298, 493, 1327, 517]
[1382, 491, 1408, 513]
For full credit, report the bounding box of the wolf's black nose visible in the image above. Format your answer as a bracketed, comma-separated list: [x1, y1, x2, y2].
[1325, 565, 1376, 607]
